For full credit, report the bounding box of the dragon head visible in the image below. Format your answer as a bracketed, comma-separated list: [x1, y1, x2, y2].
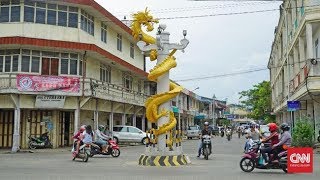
[132, 8, 159, 32]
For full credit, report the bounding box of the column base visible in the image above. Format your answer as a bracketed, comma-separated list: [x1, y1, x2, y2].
[138, 154, 190, 166]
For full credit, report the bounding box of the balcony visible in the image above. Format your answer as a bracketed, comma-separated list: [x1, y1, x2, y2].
[289, 65, 308, 94]
[0, 74, 148, 106]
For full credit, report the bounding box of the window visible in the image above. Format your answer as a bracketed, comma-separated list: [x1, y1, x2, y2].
[122, 73, 132, 90]
[57, 5, 67, 26]
[101, 23, 107, 43]
[137, 80, 143, 93]
[130, 43, 134, 58]
[0, 49, 19, 73]
[60, 53, 79, 75]
[24, 2, 78, 28]
[21, 50, 41, 73]
[100, 64, 111, 83]
[68, 7, 78, 28]
[0, 0, 20, 22]
[35, 4, 45, 24]
[117, 34, 122, 51]
[128, 127, 140, 133]
[81, 10, 94, 35]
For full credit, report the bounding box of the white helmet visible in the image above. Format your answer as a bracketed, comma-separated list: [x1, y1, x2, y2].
[204, 122, 209, 126]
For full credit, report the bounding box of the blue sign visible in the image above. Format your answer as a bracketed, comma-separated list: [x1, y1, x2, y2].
[287, 101, 300, 112]
[226, 115, 235, 120]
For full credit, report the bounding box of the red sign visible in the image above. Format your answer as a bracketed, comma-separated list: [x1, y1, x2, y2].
[17, 74, 80, 93]
[288, 147, 313, 173]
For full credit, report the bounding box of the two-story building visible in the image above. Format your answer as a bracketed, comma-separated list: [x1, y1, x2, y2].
[0, 0, 151, 150]
[268, 0, 320, 138]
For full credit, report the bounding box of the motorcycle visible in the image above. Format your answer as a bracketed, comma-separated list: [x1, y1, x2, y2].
[226, 129, 232, 141]
[72, 142, 91, 162]
[220, 130, 224, 137]
[28, 132, 53, 149]
[239, 142, 288, 173]
[200, 135, 212, 160]
[317, 130, 320, 143]
[90, 139, 120, 157]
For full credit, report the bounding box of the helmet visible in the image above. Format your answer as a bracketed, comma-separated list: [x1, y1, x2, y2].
[98, 125, 105, 130]
[250, 123, 256, 128]
[204, 122, 209, 126]
[280, 123, 290, 131]
[268, 123, 278, 132]
[80, 125, 86, 132]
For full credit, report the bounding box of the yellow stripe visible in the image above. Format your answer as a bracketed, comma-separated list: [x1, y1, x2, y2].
[154, 156, 161, 166]
[172, 156, 180, 166]
[163, 156, 171, 166]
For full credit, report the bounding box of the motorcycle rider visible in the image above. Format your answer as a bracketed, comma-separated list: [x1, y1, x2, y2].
[244, 124, 260, 152]
[74, 125, 94, 155]
[271, 123, 292, 162]
[197, 121, 212, 157]
[260, 123, 279, 165]
[72, 125, 86, 152]
[95, 125, 110, 153]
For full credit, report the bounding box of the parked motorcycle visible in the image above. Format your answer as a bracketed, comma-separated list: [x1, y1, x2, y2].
[72, 143, 91, 162]
[226, 129, 232, 141]
[239, 142, 288, 173]
[90, 139, 120, 157]
[200, 135, 212, 160]
[28, 132, 53, 149]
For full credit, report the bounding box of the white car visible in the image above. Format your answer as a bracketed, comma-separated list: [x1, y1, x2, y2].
[186, 125, 201, 139]
[112, 125, 149, 145]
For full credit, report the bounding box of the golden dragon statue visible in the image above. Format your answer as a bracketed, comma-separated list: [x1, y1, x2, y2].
[131, 9, 183, 148]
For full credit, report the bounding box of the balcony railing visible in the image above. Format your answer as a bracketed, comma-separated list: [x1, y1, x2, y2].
[0, 74, 149, 106]
[289, 65, 308, 94]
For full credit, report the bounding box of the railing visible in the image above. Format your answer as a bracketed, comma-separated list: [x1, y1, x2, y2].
[0, 74, 149, 106]
[289, 65, 308, 93]
[87, 78, 149, 106]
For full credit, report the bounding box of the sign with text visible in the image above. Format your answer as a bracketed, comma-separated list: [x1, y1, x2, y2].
[17, 74, 80, 93]
[288, 147, 313, 173]
[287, 101, 301, 112]
[35, 95, 66, 108]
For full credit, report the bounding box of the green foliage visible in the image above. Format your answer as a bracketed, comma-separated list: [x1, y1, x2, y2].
[239, 81, 275, 122]
[292, 119, 315, 147]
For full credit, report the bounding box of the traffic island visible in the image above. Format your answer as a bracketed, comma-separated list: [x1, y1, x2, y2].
[138, 154, 190, 166]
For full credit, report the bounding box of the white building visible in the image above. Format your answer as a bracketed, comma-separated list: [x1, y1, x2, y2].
[268, 0, 320, 138]
[0, 0, 151, 149]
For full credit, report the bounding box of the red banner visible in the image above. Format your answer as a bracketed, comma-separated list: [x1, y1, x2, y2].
[17, 74, 80, 93]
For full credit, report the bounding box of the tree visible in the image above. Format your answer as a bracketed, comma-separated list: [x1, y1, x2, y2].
[292, 119, 314, 147]
[239, 81, 275, 123]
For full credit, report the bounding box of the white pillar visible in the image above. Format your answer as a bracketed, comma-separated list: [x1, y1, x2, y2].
[94, 99, 99, 130]
[306, 23, 313, 60]
[121, 104, 126, 125]
[12, 95, 20, 153]
[156, 36, 171, 152]
[74, 97, 80, 134]
[109, 101, 114, 137]
[298, 37, 305, 69]
[133, 108, 137, 127]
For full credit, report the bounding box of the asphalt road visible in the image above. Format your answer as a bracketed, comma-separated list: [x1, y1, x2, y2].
[0, 134, 319, 180]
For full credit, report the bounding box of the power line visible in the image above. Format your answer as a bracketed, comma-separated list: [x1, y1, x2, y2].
[103, 4, 320, 23]
[174, 68, 267, 82]
[173, 59, 311, 82]
[113, 1, 279, 16]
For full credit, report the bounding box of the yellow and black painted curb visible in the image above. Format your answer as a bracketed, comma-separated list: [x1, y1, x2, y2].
[138, 154, 189, 166]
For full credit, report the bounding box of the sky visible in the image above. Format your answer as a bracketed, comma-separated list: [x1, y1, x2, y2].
[96, 0, 282, 104]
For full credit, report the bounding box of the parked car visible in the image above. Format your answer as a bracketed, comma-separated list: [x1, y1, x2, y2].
[112, 126, 149, 145]
[210, 125, 219, 135]
[186, 125, 201, 139]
